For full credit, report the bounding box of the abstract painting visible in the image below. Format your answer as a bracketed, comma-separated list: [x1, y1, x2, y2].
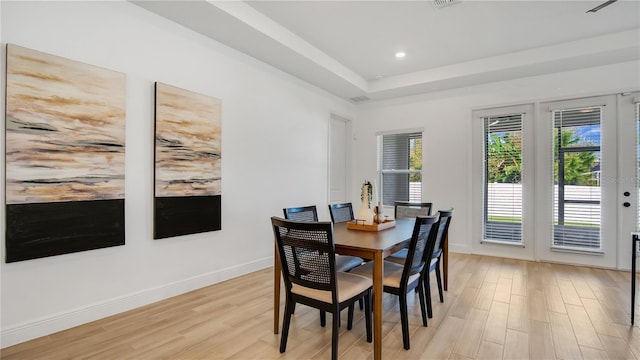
[154, 82, 221, 239]
[5, 44, 126, 262]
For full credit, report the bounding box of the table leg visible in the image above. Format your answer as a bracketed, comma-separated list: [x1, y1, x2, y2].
[373, 251, 383, 360]
[443, 234, 448, 291]
[274, 243, 281, 334]
[632, 234, 637, 325]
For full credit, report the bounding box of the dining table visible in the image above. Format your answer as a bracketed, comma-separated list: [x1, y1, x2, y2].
[273, 217, 447, 360]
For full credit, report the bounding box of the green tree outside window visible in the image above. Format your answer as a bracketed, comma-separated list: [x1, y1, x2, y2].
[486, 129, 597, 186]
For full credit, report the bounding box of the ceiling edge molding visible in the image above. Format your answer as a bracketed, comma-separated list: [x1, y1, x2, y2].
[209, 1, 368, 91]
[368, 29, 640, 94]
[132, 1, 639, 103]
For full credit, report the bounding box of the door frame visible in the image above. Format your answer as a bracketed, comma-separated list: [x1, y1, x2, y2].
[617, 92, 640, 270]
[328, 114, 352, 205]
[471, 92, 638, 270]
[536, 94, 617, 268]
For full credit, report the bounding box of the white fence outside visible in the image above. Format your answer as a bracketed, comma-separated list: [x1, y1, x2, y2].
[486, 183, 600, 225]
[409, 182, 421, 202]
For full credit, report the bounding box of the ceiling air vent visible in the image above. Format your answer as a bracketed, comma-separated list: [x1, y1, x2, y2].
[349, 96, 371, 103]
[586, 0, 618, 13]
[433, 0, 460, 9]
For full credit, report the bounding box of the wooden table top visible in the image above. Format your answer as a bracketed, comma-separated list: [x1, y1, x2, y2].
[332, 218, 415, 254]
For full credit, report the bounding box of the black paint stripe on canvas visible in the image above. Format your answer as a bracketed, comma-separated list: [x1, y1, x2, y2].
[154, 195, 221, 239]
[6, 199, 125, 263]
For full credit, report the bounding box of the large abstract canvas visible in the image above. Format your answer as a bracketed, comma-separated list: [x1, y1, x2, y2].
[154, 82, 221, 239]
[5, 44, 126, 262]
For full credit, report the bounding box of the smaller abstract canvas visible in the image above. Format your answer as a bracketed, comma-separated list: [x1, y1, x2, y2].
[154, 82, 222, 239]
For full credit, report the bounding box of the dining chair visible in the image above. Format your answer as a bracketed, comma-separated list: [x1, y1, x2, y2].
[426, 208, 454, 315]
[388, 201, 433, 288]
[284, 205, 364, 273]
[394, 201, 433, 219]
[283, 205, 318, 222]
[283, 205, 365, 315]
[388, 209, 454, 318]
[328, 203, 355, 223]
[327, 202, 366, 308]
[271, 217, 372, 360]
[350, 215, 440, 350]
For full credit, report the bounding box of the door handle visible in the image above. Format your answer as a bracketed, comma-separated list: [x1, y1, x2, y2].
[624, 202, 631, 207]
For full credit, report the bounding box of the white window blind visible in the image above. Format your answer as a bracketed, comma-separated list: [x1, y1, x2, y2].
[378, 132, 422, 206]
[483, 114, 523, 244]
[552, 107, 602, 250]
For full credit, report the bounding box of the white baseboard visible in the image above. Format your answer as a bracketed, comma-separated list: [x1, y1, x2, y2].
[448, 243, 469, 254]
[0, 257, 273, 348]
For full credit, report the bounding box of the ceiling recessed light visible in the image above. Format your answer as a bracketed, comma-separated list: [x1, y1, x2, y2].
[395, 52, 406, 59]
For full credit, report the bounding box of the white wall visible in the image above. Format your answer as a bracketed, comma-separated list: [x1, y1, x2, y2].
[353, 60, 640, 257]
[0, 1, 354, 347]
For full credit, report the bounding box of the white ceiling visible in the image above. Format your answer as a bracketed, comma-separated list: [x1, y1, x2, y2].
[133, 0, 640, 103]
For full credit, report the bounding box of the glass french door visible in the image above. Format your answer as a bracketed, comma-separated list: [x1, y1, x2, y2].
[537, 94, 638, 268]
[552, 105, 602, 251]
[618, 92, 640, 269]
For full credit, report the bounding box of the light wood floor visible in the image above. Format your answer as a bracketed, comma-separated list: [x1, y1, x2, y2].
[2, 253, 639, 359]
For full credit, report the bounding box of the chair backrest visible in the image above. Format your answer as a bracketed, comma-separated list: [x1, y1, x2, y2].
[433, 208, 454, 258]
[283, 205, 318, 222]
[328, 203, 354, 223]
[394, 202, 433, 219]
[401, 215, 440, 284]
[271, 217, 337, 300]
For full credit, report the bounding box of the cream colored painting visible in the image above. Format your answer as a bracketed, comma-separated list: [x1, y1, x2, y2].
[154, 82, 221, 239]
[5, 44, 126, 262]
[6, 44, 126, 203]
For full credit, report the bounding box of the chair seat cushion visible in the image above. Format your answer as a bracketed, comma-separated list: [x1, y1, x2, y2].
[291, 272, 372, 304]
[389, 249, 439, 271]
[350, 260, 420, 289]
[428, 257, 438, 271]
[386, 248, 408, 265]
[335, 255, 364, 272]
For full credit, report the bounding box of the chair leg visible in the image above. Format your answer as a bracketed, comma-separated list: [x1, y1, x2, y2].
[399, 292, 410, 350]
[365, 291, 372, 343]
[417, 277, 428, 327]
[320, 310, 326, 327]
[331, 308, 340, 360]
[347, 304, 355, 330]
[359, 297, 364, 310]
[435, 262, 444, 303]
[280, 298, 294, 353]
[321, 309, 339, 327]
[425, 275, 433, 319]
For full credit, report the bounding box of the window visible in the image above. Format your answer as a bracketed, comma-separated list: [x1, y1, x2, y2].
[378, 131, 422, 207]
[482, 113, 523, 244]
[552, 106, 602, 250]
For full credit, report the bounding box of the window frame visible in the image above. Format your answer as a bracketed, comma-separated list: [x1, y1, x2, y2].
[551, 106, 603, 252]
[471, 104, 535, 260]
[376, 128, 424, 209]
[482, 112, 524, 245]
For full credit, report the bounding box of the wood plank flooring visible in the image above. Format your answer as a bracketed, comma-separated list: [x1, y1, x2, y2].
[2, 253, 638, 359]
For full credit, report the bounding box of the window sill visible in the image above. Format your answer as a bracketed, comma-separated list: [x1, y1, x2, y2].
[481, 239, 525, 248]
[550, 246, 604, 255]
